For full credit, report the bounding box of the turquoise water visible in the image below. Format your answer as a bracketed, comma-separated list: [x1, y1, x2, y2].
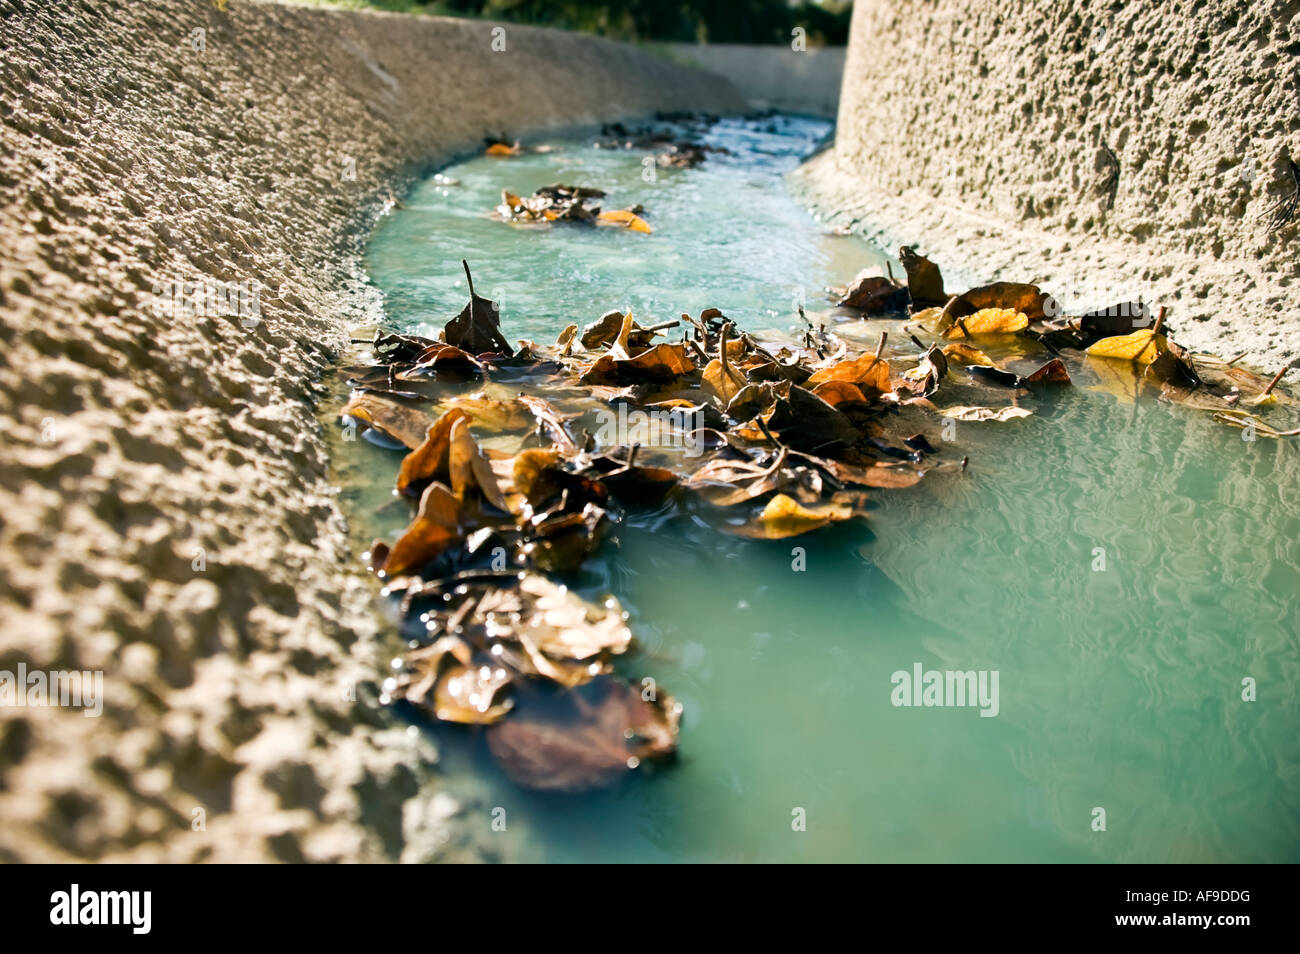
[349, 115, 1300, 862]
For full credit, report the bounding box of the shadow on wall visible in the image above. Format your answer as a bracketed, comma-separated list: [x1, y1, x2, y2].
[657, 44, 846, 118]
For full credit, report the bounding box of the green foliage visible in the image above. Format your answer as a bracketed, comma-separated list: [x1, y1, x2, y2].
[297, 0, 852, 45]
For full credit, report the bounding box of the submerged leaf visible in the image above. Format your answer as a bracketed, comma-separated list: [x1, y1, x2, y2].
[486, 677, 680, 792]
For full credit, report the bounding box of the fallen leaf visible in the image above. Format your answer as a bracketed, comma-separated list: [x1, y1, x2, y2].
[486, 677, 680, 792]
[728, 492, 858, 539]
[701, 322, 747, 403]
[396, 408, 469, 497]
[836, 271, 908, 312]
[340, 393, 436, 450]
[942, 307, 1029, 338]
[448, 417, 511, 512]
[444, 261, 514, 356]
[597, 209, 653, 233]
[899, 246, 946, 305]
[938, 405, 1034, 422]
[1025, 358, 1072, 385]
[805, 350, 892, 395]
[381, 481, 463, 577]
[1086, 328, 1167, 365]
[941, 342, 997, 366]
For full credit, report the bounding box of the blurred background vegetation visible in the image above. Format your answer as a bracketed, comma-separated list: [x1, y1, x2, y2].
[292, 0, 853, 44]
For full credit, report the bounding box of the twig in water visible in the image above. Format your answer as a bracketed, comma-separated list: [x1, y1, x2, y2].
[865, 331, 888, 371]
[1260, 362, 1294, 398]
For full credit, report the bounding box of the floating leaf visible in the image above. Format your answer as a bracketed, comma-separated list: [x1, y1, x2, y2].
[396, 408, 469, 497]
[580, 310, 629, 349]
[938, 405, 1034, 422]
[900, 346, 948, 398]
[1025, 358, 1072, 385]
[836, 271, 908, 312]
[381, 481, 463, 577]
[942, 307, 1029, 338]
[941, 342, 997, 366]
[597, 209, 653, 233]
[1077, 302, 1153, 343]
[956, 282, 1052, 321]
[767, 385, 861, 454]
[448, 417, 511, 512]
[811, 379, 870, 408]
[444, 261, 514, 356]
[728, 493, 858, 539]
[701, 322, 747, 403]
[518, 575, 632, 660]
[684, 448, 792, 507]
[1085, 328, 1167, 365]
[340, 393, 436, 450]
[517, 394, 580, 453]
[899, 246, 946, 305]
[805, 349, 891, 395]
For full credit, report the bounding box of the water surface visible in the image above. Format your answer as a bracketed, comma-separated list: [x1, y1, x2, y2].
[347, 115, 1300, 863]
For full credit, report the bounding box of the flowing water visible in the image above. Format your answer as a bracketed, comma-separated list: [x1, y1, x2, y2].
[339, 115, 1300, 862]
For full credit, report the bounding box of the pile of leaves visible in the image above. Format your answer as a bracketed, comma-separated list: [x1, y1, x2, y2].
[829, 248, 1299, 436]
[337, 257, 1005, 791]
[594, 118, 728, 169]
[342, 249, 1296, 792]
[494, 184, 652, 233]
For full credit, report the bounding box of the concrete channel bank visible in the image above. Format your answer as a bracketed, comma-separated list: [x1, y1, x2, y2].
[0, 0, 743, 862]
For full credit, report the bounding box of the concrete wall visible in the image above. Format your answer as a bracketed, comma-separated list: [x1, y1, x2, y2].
[660, 43, 846, 117]
[796, 0, 1300, 369]
[0, 0, 743, 861]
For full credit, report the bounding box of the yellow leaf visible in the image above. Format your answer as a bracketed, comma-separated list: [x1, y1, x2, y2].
[941, 342, 997, 366]
[805, 351, 892, 393]
[597, 209, 653, 233]
[1085, 328, 1167, 365]
[731, 494, 856, 539]
[942, 307, 1029, 338]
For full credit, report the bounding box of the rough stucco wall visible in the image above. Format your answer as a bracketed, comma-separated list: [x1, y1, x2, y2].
[0, 0, 743, 861]
[796, 0, 1300, 369]
[660, 43, 846, 117]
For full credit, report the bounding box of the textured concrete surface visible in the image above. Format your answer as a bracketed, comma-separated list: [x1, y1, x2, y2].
[0, 0, 742, 861]
[796, 0, 1300, 371]
[659, 43, 846, 117]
